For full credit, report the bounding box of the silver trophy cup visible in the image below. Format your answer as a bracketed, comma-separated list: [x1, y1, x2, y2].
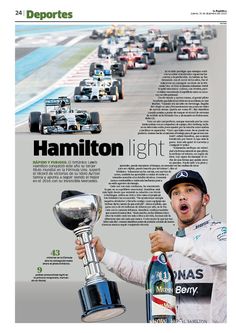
[53, 190, 125, 322]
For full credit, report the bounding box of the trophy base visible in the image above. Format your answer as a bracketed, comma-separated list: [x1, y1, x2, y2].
[79, 280, 126, 322]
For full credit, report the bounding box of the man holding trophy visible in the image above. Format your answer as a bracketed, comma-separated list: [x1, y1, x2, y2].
[75, 169, 227, 323]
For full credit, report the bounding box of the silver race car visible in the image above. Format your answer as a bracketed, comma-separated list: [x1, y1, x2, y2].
[28, 96, 102, 134]
[74, 70, 124, 102]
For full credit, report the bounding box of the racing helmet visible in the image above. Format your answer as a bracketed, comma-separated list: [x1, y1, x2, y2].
[94, 69, 104, 77]
[104, 69, 112, 76]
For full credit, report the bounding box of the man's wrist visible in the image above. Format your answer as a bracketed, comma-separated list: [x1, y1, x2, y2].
[99, 247, 106, 262]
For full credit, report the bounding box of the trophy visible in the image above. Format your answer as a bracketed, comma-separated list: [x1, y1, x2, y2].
[53, 190, 126, 322]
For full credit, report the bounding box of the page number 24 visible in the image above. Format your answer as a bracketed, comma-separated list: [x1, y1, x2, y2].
[15, 10, 24, 15]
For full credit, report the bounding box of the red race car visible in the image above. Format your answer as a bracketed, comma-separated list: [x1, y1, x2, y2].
[177, 43, 209, 60]
[118, 51, 148, 69]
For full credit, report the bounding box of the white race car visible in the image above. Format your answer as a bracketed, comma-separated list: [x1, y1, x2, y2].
[74, 70, 124, 102]
[98, 36, 129, 58]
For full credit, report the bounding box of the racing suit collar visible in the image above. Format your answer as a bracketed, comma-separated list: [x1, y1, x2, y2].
[175, 229, 186, 237]
[177, 214, 212, 237]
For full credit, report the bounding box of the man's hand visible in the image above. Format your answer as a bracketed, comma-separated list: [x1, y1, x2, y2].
[75, 236, 105, 261]
[149, 230, 175, 253]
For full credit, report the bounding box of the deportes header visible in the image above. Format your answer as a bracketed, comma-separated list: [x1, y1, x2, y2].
[15, 10, 73, 21]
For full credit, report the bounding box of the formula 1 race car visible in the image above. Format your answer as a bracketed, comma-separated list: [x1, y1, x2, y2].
[97, 36, 128, 58]
[176, 44, 209, 60]
[122, 43, 156, 65]
[89, 29, 105, 40]
[173, 34, 186, 49]
[201, 28, 216, 40]
[118, 51, 149, 69]
[74, 70, 124, 102]
[89, 59, 127, 77]
[148, 35, 174, 53]
[98, 44, 123, 58]
[28, 96, 102, 134]
[142, 51, 156, 64]
[186, 34, 202, 45]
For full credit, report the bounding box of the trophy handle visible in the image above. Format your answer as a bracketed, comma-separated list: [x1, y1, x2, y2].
[75, 226, 105, 284]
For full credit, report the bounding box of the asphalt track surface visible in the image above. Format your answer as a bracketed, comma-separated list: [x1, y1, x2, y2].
[15, 36, 219, 138]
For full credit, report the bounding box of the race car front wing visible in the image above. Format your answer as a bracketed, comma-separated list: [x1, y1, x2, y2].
[42, 124, 102, 134]
[74, 94, 117, 102]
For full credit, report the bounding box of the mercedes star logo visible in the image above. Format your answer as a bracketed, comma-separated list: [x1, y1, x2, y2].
[176, 170, 188, 179]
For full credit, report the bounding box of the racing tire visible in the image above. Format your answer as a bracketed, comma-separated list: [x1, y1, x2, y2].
[74, 86, 81, 95]
[118, 63, 126, 77]
[121, 61, 127, 73]
[168, 42, 174, 52]
[142, 55, 148, 64]
[90, 112, 102, 134]
[142, 55, 148, 69]
[119, 71, 125, 77]
[149, 52, 156, 65]
[117, 79, 124, 100]
[98, 46, 103, 58]
[29, 112, 41, 133]
[74, 86, 82, 102]
[89, 63, 96, 77]
[143, 41, 148, 50]
[39, 113, 51, 134]
[110, 84, 118, 102]
[116, 48, 123, 56]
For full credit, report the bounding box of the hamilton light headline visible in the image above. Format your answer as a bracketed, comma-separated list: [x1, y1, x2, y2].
[33, 139, 166, 160]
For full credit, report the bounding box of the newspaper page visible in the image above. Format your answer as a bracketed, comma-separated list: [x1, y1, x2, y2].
[13, 0, 229, 327]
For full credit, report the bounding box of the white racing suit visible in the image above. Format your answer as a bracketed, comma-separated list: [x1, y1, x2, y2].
[101, 214, 227, 323]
